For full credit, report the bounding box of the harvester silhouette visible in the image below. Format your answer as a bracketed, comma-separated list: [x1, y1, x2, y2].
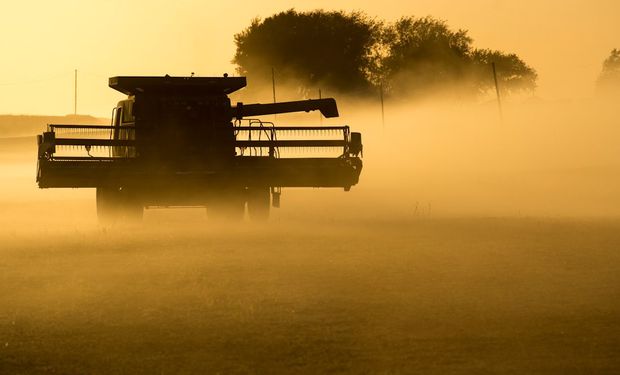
[37, 76, 363, 222]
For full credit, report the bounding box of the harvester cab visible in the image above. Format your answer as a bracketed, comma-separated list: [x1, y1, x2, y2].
[36, 75, 363, 222]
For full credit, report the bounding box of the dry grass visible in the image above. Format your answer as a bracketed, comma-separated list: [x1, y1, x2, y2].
[2, 217, 620, 374]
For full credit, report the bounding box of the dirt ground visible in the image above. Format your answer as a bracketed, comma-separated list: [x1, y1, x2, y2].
[2, 100, 620, 373]
[2, 214, 620, 374]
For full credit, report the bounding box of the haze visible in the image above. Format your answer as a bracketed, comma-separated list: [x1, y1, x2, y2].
[2, 2, 620, 373]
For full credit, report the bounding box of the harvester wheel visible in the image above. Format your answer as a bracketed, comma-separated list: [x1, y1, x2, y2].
[97, 187, 120, 224]
[247, 187, 270, 221]
[122, 193, 144, 221]
[96, 187, 143, 224]
[207, 191, 245, 221]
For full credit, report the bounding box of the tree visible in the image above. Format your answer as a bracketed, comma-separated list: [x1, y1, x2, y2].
[596, 49, 620, 94]
[471, 49, 537, 94]
[377, 17, 537, 97]
[233, 11, 537, 99]
[233, 9, 380, 95]
[376, 17, 474, 96]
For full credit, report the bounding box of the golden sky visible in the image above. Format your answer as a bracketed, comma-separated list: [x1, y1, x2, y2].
[1, 0, 618, 116]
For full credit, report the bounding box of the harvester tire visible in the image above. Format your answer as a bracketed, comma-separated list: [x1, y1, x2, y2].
[247, 187, 270, 221]
[207, 190, 245, 221]
[96, 187, 143, 224]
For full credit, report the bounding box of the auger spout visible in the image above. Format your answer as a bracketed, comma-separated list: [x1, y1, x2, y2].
[232, 98, 339, 119]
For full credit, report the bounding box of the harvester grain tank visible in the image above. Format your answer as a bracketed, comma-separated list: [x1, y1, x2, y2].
[36, 75, 363, 222]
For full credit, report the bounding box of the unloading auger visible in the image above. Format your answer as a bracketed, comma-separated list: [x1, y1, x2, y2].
[36, 75, 363, 222]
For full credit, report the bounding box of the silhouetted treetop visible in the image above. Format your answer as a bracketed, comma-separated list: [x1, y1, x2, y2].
[376, 16, 536, 97]
[596, 48, 620, 94]
[471, 49, 537, 92]
[377, 17, 473, 95]
[233, 10, 537, 98]
[233, 9, 379, 94]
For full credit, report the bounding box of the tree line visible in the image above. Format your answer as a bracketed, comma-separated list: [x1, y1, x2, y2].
[233, 10, 538, 99]
[597, 48, 620, 95]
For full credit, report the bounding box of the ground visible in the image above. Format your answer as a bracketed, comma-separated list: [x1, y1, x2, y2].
[2, 217, 619, 374]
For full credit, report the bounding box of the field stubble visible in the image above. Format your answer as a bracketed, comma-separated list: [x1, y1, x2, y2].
[2, 216, 620, 374]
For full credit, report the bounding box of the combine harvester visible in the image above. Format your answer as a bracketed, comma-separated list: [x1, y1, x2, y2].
[36, 75, 363, 222]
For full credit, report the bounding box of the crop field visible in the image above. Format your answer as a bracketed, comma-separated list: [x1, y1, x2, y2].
[2, 205, 620, 373]
[2, 103, 620, 374]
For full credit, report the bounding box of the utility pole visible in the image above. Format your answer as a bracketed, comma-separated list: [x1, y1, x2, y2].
[492, 62, 503, 122]
[74, 69, 78, 115]
[271, 67, 276, 103]
[379, 81, 385, 128]
[271, 67, 276, 120]
[319, 88, 322, 125]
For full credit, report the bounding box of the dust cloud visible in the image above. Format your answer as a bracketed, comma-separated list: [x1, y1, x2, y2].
[241, 90, 620, 220]
[2, 93, 620, 373]
[3, 94, 620, 224]
[342, 94, 620, 218]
